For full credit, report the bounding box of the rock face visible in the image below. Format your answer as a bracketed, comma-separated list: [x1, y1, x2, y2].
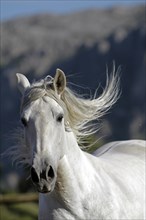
[0, 6, 145, 154]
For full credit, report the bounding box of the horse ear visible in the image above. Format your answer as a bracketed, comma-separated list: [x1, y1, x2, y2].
[54, 69, 66, 95]
[16, 73, 30, 94]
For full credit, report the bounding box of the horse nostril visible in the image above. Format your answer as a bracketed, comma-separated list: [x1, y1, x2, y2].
[47, 166, 55, 179]
[31, 167, 39, 183]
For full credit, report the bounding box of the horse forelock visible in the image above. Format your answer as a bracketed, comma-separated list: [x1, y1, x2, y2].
[21, 79, 51, 111]
[20, 79, 70, 131]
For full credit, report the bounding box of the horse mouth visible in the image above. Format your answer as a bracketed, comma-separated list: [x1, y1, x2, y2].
[38, 188, 51, 194]
[35, 180, 56, 194]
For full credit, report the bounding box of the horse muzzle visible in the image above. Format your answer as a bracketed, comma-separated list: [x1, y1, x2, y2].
[31, 165, 57, 193]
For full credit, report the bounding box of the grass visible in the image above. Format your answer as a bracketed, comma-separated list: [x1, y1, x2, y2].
[0, 202, 38, 220]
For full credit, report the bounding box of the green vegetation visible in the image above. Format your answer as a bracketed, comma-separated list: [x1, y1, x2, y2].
[0, 193, 38, 220]
[0, 202, 38, 220]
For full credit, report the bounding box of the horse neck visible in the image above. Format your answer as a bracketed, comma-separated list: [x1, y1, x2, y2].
[63, 131, 82, 161]
[55, 131, 98, 205]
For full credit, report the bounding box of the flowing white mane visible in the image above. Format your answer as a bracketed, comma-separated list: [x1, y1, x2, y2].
[23, 69, 120, 141]
[7, 67, 120, 167]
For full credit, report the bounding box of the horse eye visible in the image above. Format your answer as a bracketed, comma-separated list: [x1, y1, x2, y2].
[21, 117, 27, 127]
[56, 114, 63, 123]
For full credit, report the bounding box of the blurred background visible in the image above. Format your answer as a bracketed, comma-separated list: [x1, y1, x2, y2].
[0, 1, 145, 219]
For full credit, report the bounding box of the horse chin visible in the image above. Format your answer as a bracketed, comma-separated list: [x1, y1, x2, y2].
[38, 188, 51, 194]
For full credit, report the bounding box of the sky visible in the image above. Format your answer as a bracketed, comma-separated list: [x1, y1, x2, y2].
[1, 0, 145, 21]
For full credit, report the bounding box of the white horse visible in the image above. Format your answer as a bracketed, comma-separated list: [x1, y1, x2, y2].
[10, 69, 145, 219]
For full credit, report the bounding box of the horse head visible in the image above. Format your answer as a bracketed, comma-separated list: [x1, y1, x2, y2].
[16, 69, 67, 193]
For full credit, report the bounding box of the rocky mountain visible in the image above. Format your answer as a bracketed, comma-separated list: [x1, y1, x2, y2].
[0, 5, 145, 157]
